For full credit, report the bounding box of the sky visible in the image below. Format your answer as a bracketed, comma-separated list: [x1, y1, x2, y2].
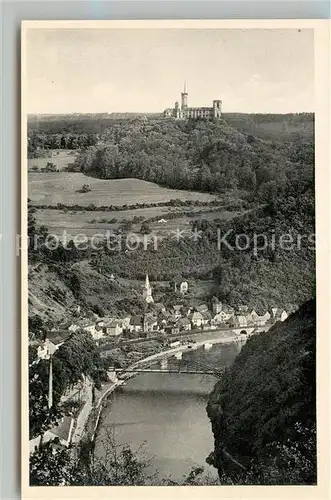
[26, 28, 314, 114]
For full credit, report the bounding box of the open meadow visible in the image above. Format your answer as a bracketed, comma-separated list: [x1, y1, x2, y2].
[28, 173, 219, 207]
[28, 149, 77, 172]
[33, 205, 240, 238]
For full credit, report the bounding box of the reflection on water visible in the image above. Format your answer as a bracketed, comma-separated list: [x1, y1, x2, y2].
[96, 342, 242, 482]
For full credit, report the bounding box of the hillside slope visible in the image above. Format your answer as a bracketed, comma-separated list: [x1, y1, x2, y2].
[206, 299, 316, 484]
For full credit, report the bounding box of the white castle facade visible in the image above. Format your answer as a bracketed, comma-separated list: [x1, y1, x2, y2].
[164, 83, 222, 120]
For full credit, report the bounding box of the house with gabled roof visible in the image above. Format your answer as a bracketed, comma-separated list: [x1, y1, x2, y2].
[37, 331, 72, 359]
[196, 304, 208, 314]
[129, 315, 143, 333]
[201, 310, 212, 326]
[104, 320, 123, 337]
[42, 416, 75, 448]
[177, 317, 191, 331]
[188, 311, 203, 328]
[143, 315, 158, 333]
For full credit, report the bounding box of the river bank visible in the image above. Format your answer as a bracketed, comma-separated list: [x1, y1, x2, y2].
[86, 332, 244, 448]
[95, 340, 244, 481]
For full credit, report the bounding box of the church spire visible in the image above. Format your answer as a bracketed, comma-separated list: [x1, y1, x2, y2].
[143, 273, 154, 303]
[184, 80, 187, 94]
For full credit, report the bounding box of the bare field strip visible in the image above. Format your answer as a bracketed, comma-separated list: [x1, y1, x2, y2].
[28, 173, 218, 207]
[33, 206, 239, 239]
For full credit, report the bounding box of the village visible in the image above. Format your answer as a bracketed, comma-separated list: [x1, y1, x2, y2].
[35, 274, 298, 362]
[29, 273, 297, 456]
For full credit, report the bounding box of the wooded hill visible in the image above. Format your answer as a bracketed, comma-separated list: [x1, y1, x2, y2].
[207, 298, 316, 484]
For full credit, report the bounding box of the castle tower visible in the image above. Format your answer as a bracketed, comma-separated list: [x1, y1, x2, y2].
[213, 100, 222, 118]
[143, 273, 154, 303]
[181, 81, 188, 110]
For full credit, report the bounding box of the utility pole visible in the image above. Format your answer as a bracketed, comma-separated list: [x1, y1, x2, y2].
[48, 355, 53, 409]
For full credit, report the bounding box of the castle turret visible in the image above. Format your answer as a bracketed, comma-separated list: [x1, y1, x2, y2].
[213, 100, 222, 118]
[181, 81, 188, 110]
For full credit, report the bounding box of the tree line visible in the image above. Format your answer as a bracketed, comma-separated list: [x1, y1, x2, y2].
[70, 118, 314, 200]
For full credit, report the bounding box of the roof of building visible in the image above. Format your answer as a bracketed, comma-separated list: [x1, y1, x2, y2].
[189, 311, 203, 320]
[173, 305, 183, 312]
[236, 315, 251, 324]
[154, 302, 165, 310]
[211, 296, 220, 303]
[223, 305, 234, 313]
[202, 311, 212, 321]
[46, 331, 72, 345]
[130, 315, 143, 326]
[144, 316, 157, 325]
[178, 317, 191, 325]
[106, 320, 122, 328]
[196, 304, 208, 313]
[274, 309, 287, 320]
[48, 416, 74, 442]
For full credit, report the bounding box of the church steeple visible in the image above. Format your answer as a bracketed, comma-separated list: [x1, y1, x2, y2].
[143, 274, 154, 303]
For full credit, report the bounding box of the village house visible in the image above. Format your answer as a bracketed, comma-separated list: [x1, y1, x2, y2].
[209, 318, 218, 330]
[143, 315, 158, 333]
[129, 315, 143, 334]
[196, 304, 208, 314]
[213, 306, 234, 324]
[180, 281, 188, 294]
[82, 323, 98, 337]
[157, 318, 167, 333]
[177, 317, 191, 331]
[37, 331, 72, 360]
[201, 310, 212, 326]
[172, 305, 183, 320]
[42, 416, 75, 449]
[91, 324, 104, 340]
[249, 309, 271, 326]
[68, 323, 80, 333]
[189, 311, 204, 328]
[271, 308, 288, 323]
[104, 320, 123, 337]
[121, 316, 131, 330]
[165, 325, 180, 335]
[233, 314, 254, 328]
[154, 303, 166, 314]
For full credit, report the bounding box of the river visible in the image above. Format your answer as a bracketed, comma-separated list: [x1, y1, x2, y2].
[96, 340, 243, 482]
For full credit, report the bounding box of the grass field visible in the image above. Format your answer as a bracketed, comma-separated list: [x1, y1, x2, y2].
[34, 205, 240, 239]
[28, 150, 77, 172]
[28, 173, 218, 207]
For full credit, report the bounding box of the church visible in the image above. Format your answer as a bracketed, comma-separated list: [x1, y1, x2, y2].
[163, 83, 222, 120]
[143, 274, 154, 304]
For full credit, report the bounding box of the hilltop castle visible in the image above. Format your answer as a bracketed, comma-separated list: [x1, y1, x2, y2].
[164, 83, 222, 120]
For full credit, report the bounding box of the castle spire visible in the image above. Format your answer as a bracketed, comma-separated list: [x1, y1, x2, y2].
[145, 273, 150, 288]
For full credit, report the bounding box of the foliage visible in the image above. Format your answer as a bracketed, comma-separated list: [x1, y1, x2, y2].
[70, 118, 313, 201]
[29, 332, 108, 438]
[207, 299, 316, 484]
[78, 183, 92, 193]
[29, 360, 63, 439]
